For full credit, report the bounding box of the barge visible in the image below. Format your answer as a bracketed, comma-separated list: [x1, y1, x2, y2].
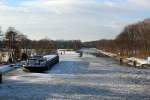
[24, 55, 59, 72]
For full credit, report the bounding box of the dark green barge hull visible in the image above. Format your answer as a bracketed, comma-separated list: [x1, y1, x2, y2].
[24, 55, 59, 73]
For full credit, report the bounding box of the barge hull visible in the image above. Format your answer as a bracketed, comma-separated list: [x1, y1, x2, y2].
[24, 55, 59, 73]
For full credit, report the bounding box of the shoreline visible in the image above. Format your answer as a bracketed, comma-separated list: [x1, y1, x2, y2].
[96, 49, 150, 69]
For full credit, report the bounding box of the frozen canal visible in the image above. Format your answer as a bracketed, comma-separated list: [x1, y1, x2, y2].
[0, 53, 150, 100]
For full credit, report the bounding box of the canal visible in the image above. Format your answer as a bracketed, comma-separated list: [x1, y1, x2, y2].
[0, 53, 150, 100]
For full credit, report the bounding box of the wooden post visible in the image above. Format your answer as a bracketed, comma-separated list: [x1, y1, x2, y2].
[0, 73, 2, 84]
[133, 60, 137, 67]
[120, 57, 123, 65]
[79, 52, 83, 57]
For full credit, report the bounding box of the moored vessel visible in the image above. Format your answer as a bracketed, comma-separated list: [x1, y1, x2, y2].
[24, 55, 59, 72]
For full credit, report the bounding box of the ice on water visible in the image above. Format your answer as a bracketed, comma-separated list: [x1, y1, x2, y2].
[0, 52, 150, 100]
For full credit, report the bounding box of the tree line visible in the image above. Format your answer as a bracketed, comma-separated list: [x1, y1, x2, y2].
[0, 27, 82, 62]
[96, 18, 150, 58]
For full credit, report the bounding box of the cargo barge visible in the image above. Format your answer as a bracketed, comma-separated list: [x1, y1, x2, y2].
[24, 55, 59, 73]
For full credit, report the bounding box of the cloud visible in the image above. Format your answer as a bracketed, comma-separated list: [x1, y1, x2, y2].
[17, 0, 93, 14]
[129, 0, 150, 8]
[0, 0, 149, 41]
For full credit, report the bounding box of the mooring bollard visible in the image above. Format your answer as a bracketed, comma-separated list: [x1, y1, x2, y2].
[133, 60, 137, 67]
[79, 52, 83, 57]
[120, 57, 123, 65]
[0, 73, 2, 84]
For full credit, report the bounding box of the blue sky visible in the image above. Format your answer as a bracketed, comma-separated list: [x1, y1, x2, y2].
[0, 0, 150, 41]
[6, 0, 21, 6]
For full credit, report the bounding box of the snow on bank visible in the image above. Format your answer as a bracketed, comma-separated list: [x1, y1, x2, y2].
[97, 50, 117, 57]
[57, 51, 79, 56]
[97, 49, 150, 67]
[125, 57, 148, 67]
[0, 65, 22, 74]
